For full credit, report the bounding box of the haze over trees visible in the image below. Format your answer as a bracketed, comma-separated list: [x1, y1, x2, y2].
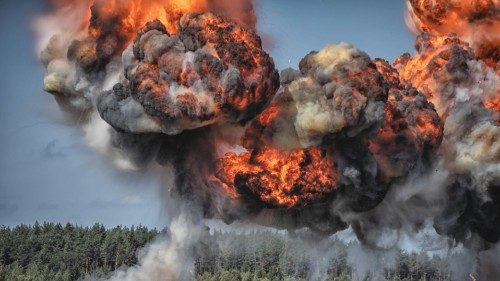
[0, 223, 455, 280]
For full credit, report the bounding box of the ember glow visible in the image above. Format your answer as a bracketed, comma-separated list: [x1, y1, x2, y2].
[36, 0, 500, 263]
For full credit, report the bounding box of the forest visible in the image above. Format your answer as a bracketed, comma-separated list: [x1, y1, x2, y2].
[0, 223, 457, 280]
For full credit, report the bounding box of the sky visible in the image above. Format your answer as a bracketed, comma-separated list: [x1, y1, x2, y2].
[0, 0, 414, 229]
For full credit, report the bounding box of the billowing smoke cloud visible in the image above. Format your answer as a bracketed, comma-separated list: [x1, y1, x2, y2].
[98, 14, 278, 135]
[406, 0, 500, 71]
[214, 44, 443, 239]
[280, 43, 388, 148]
[395, 32, 500, 245]
[36, 0, 273, 168]
[37, 0, 263, 120]
[35, 0, 500, 280]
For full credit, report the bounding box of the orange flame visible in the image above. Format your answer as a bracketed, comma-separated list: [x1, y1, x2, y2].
[370, 59, 444, 179]
[214, 98, 339, 209]
[484, 95, 500, 112]
[217, 146, 338, 208]
[44, 0, 257, 53]
[406, 0, 500, 70]
[395, 33, 500, 118]
[89, 0, 207, 37]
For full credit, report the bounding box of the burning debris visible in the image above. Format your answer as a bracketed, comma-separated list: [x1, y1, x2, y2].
[36, 0, 500, 273]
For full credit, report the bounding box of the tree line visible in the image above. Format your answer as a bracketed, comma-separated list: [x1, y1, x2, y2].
[195, 230, 453, 281]
[0, 222, 158, 280]
[0, 222, 455, 280]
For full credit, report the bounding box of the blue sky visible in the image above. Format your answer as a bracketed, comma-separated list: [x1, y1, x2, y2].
[0, 0, 414, 228]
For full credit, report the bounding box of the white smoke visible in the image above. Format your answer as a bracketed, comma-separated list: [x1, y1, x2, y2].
[87, 211, 202, 281]
[281, 43, 386, 148]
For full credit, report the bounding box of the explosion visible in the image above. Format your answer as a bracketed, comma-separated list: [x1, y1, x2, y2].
[215, 43, 442, 215]
[39, 0, 260, 118]
[36, 0, 500, 273]
[217, 146, 338, 208]
[98, 13, 278, 134]
[396, 33, 500, 116]
[399, 1, 500, 245]
[406, 0, 500, 70]
[371, 58, 443, 180]
[395, 32, 499, 179]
